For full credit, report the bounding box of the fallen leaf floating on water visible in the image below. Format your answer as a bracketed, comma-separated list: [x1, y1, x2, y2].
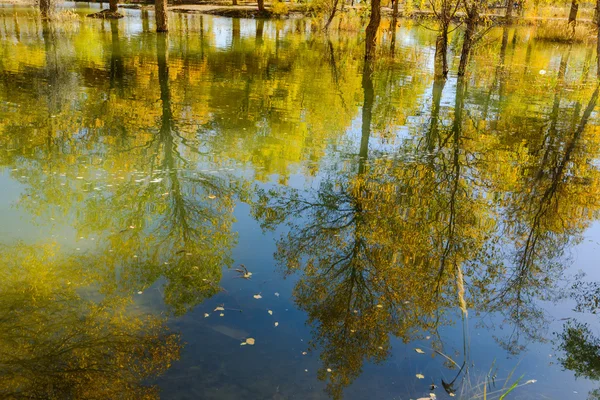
[416, 374, 425, 379]
[526, 379, 537, 384]
[302, 352, 307, 356]
[415, 348, 425, 354]
[240, 338, 255, 346]
[214, 306, 225, 312]
[137, 291, 143, 295]
[204, 313, 210, 318]
[219, 313, 224, 317]
[326, 368, 332, 373]
[268, 310, 273, 315]
[208, 195, 216, 199]
[274, 322, 279, 327]
[274, 292, 280, 297]
[253, 294, 262, 299]
[376, 304, 383, 308]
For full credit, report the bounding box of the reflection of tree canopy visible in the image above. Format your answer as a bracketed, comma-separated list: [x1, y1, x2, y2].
[253, 59, 600, 396]
[252, 67, 491, 399]
[0, 244, 181, 399]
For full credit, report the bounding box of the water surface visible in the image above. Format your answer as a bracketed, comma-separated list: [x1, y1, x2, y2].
[1, 5, 600, 399]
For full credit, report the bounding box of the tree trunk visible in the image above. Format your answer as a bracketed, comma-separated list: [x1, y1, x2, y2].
[233, 0, 237, 6]
[155, 0, 168, 32]
[40, 0, 50, 18]
[434, 27, 449, 80]
[458, 4, 479, 76]
[256, 19, 264, 44]
[258, 0, 265, 12]
[568, 0, 579, 38]
[390, 0, 399, 56]
[359, 60, 374, 174]
[324, 0, 339, 31]
[505, 0, 513, 20]
[109, 0, 118, 13]
[364, 0, 381, 60]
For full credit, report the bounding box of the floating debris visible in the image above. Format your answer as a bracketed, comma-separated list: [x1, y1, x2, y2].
[253, 293, 262, 299]
[240, 338, 255, 346]
[416, 373, 425, 379]
[415, 348, 425, 354]
[235, 264, 252, 279]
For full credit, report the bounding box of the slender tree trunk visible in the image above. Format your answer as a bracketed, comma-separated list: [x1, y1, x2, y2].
[233, 0, 237, 5]
[155, 0, 168, 32]
[258, 0, 265, 12]
[109, 0, 118, 12]
[142, 9, 150, 32]
[40, 0, 50, 18]
[256, 19, 264, 44]
[568, 0, 578, 38]
[505, 0, 513, 20]
[434, 27, 449, 80]
[324, 0, 339, 31]
[359, 60, 374, 174]
[458, 4, 479, 76]
[391, 0, 398, 25]
[390, 0, 398, 56]
[232, 18, 240, 46]
[364, 0, 381, 60]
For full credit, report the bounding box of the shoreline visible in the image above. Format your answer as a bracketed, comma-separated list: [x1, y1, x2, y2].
[0, 0, 596, 25]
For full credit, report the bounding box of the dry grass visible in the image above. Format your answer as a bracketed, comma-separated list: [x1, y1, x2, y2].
[533, 20, 596, 43]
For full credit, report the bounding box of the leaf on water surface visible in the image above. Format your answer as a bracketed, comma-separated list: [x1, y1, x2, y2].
[219, 313, 225, 317]
[268, 310, 273, 315]
[214, 306, 225, 311]
[525, 379, 537, 384]
[326, 368, 332, 373]
[253, 294, 262, 299]
[245, 338, 255, 345]
[415, 348, 425, 354]
[376, 304, 383, 308]
[274, 322, 279, 327]
[204, 313, 210, 318]
[416, 373, 425, 379]
[137, 291, 143, 294]
[208, 195, 216, 199]
[302, 352, 307, 355]
[274, 292, 280, 297]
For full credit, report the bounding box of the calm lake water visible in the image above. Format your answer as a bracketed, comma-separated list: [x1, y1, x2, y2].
[1, 3, 600, 399]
